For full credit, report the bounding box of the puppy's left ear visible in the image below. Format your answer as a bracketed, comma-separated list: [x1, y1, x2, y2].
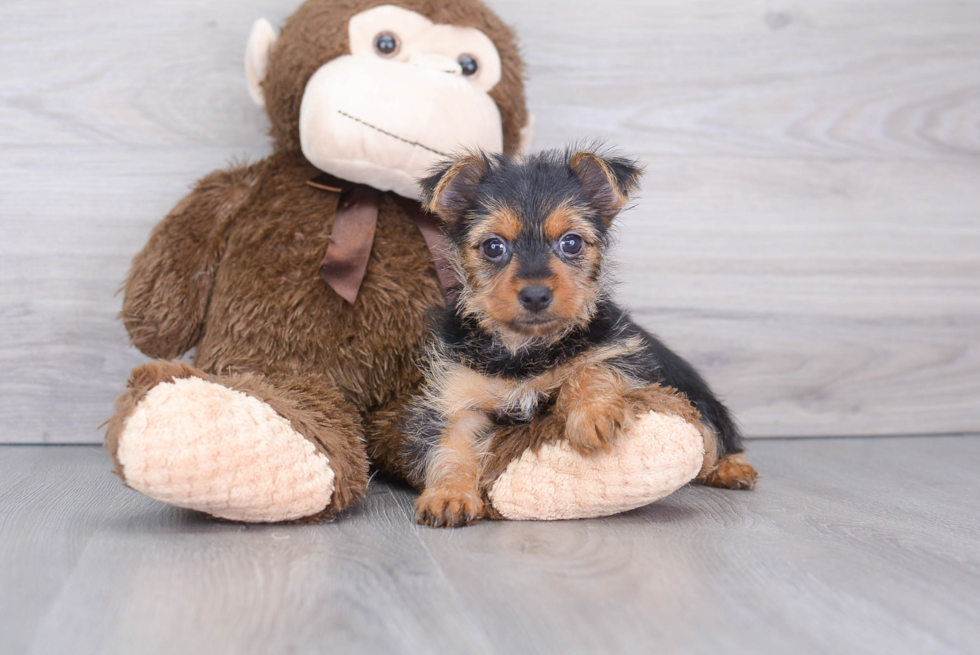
[569, 151, 643, 225]
[419, 153, 488, 225]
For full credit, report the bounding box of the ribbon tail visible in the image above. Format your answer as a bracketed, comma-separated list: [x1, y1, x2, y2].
[318, 185, 380, 304]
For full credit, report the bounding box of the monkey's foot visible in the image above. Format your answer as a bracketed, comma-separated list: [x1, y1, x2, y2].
[115, 376, 335, 522]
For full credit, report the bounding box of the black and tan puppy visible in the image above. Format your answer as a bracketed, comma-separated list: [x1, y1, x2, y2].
[403, 147, 758, 527]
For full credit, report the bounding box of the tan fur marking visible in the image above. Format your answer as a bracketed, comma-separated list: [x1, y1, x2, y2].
[427, 336, 646, 424]
[486, 207, 521, 242]
[528, 336, 645, 394]
[473, 256, 528, 338]
[545, 255, 599, 326]
[542, 203, 593, 243]
[428, 340, 652, 468]
[557, 364, 636, 453]
[430, 361, 510, 415]
[702, 453, 758, 490]
[415, 410, 488, 527]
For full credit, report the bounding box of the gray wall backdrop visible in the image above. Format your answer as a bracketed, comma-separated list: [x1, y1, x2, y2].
[1, 0, 978, 443]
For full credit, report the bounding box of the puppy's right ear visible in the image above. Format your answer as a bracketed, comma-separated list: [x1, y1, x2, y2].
[569, 150, 642, 226]
[419, 154, 488, 225]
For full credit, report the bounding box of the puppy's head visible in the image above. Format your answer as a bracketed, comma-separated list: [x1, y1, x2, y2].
[420, 146, 642, 349]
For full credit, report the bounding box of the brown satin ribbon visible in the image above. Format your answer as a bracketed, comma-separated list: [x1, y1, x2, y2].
[308, 172, 456, 304]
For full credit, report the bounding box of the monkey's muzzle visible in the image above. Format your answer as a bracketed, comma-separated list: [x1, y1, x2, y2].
[299, 56, 504, 200]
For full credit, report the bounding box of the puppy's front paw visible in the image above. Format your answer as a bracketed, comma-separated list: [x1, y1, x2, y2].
[415, 489, 485, 528]
[564, 395, 633, 454]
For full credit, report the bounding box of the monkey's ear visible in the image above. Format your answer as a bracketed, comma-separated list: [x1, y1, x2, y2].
[245, 18, 278, 108]
[569, 150, 643, 225]
[419, 154, 488, 225]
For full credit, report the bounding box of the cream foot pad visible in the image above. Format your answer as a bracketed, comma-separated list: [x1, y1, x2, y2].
[117, 377, 335, 522]
[488, 410, 704, 521]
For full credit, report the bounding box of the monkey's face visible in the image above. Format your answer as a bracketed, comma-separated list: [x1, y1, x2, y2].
[248, 4, 518, 200]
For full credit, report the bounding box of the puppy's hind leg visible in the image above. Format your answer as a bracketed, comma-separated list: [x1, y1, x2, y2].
[691, 398, 758, 490]
[702, 452, 759, 490]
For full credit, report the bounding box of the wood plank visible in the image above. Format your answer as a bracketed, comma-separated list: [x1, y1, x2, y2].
[2, 438, 980, 654]
[512, 0, 980, 161]
[0, 447, 494, 655]
[415, 436, 980, 654]
[3, 151, 976, 440]
[616, 156, 980, 436]
[0, 146, 244, 443]
[1, 0, 979, 441]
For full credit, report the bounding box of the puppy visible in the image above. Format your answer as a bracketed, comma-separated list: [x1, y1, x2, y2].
[402, 147, 758, 527]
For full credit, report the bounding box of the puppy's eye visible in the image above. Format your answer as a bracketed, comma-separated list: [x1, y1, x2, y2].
[458, 54, 479, 77]
[481, 237, 508, 261]
[374, 32, 400, 57]
[559, 233, 584, 257]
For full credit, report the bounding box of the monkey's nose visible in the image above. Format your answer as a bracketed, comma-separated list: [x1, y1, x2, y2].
[408, 53, 463, 75]
[518, 285, 553, 314]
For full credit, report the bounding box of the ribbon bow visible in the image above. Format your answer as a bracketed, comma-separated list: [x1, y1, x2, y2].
[308, 173, 456, 304]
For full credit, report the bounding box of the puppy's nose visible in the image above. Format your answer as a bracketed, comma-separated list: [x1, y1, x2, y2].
[518, 285, 553, 313]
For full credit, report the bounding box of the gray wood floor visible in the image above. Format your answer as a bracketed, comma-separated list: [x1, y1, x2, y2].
[2, 437, 979, 655]
[2, 0, 979, 443]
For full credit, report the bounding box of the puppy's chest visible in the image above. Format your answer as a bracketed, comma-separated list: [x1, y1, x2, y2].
[437, 362, 562, 424]
[487, 379, 552, 424]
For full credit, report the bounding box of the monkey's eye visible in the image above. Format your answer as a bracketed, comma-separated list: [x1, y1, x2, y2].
[559, 233, 584, 257]
[374, 32, 400, 57]
[481, 237, 508, 261]
[458, 54, 479, 77]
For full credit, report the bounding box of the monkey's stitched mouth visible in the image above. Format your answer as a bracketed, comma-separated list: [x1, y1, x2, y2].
[337, 110, 449, 157]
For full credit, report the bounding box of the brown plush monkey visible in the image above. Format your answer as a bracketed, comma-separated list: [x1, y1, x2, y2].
[104, 0, 534, 522]
[104, 0, 726, 524]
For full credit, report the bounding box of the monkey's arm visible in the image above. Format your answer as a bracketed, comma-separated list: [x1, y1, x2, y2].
[121, 163, 260, 359]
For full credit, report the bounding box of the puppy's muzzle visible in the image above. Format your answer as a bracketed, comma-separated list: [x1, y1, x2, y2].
[518, 285, 553, 314]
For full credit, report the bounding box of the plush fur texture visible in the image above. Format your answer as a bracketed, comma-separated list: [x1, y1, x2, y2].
[118, 375, 336, 522]
[399, 148, 754, 527]
[107, 359, 370, 516]
[106, 148, 448, 517]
